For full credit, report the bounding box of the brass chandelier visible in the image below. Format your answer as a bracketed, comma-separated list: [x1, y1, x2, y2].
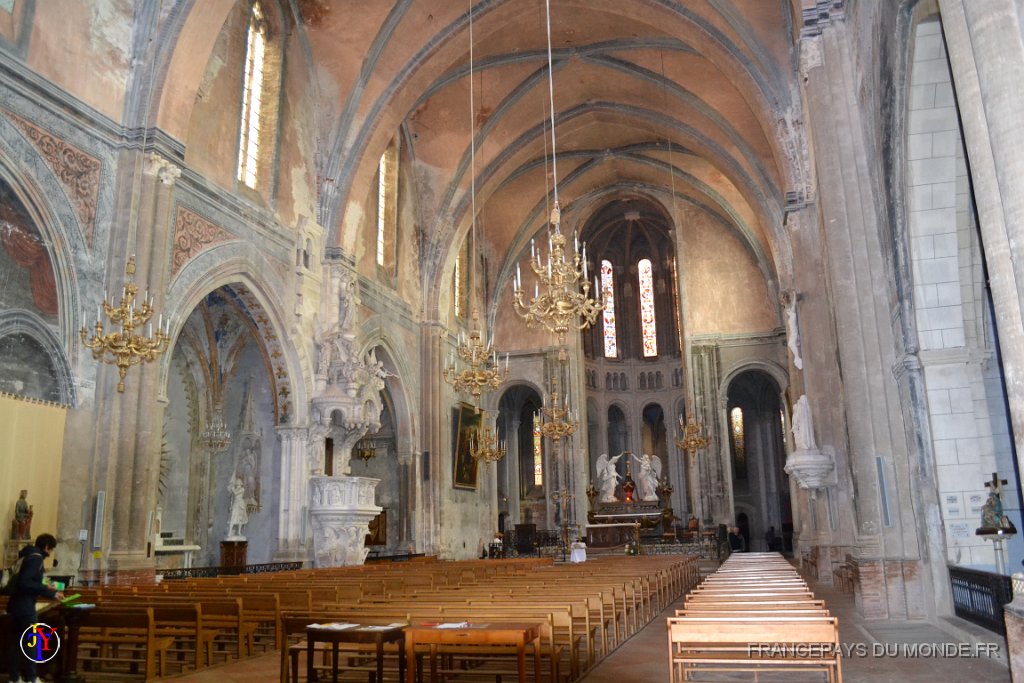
[443, 322, 509, 401]
[471, 411, 506, 464]
[510, 0, 602, 344]
[538, 370, 577, 441]
[676, 414, 707, 456]
[442, 1, 508, 405]
[81, 256, 170, 393]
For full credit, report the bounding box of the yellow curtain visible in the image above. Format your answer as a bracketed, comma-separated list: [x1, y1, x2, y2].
[0, 393, 66, 559]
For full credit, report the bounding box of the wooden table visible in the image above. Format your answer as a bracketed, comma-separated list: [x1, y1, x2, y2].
[404, 621, 542, 683]
[305, 622, 405, 683]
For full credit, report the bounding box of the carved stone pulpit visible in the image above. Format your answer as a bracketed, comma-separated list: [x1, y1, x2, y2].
[309, 475, 381, 567]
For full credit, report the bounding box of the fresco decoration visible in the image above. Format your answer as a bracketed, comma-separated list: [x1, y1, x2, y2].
[221, 285, 291, 423]
[0, 178, 57, 318]
[171, 205, 235, 276]
[5, 111, 100, 247]
[0, 332, 60, 402]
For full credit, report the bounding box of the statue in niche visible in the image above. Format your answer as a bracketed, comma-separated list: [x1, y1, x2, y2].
[791, 394, 817, 452]
[781, 290, 803, 370]
[596, 453, 622, 503]
[631, 453, 663, 502]
[226, 476, 249, 539]
[10, 489, 31, 540]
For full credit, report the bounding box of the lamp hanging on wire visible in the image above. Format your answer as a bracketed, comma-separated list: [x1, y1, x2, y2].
[511, 0, 603, 344]
[442, 0, 509, 405]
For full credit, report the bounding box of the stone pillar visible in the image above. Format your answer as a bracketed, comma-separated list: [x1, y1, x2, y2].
[309, 475, 381, 566]
[508, 417, 522, 525]
[940, 0, 1024, 494]
[275, 426, 310, 561]
[105, 153, 180, 579]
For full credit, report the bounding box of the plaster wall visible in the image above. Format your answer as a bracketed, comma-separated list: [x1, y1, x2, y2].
[26, 0, 130, 121]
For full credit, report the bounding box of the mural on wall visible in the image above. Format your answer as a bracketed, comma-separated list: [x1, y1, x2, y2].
[0, 179, 57, 319]
[0, 177, 62, 402]
[161, 286, 281, 565]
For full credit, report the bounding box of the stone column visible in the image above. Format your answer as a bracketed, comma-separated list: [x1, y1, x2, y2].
[106, 153, 180, 579]
[508, 417, 522, 525]
[940, 0, 1024, 489]
[275, 426, 310, 561]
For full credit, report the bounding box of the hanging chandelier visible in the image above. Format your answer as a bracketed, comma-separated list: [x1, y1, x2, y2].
[511, 0, 602, 345]
[471, 412, 506, 464]
[443, 1, 509, 406]
[676, 414, 707, 456]
[443, 320, 509, 401]
[354, 435, 377, 462]
[80, 255, 170, 393]
[538, 371, 577, 441]
[200, 406, 231, 453]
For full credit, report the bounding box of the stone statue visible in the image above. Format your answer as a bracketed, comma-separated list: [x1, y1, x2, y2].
[11, 489, 31, 540]
[631, 453, 663, 502]
[596, 453, 622, 503]
[781, 290, 803, 370]
[337, 271, 357, 332]
[227, 476, 249, 539]
[980, 491, 1003, 531]
[791, 394, 817, 452]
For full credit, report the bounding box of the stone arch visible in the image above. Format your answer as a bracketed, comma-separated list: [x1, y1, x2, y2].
[0, 134, 85, 357]
[164, 249, 307, 424]
[0, 309, 76, 405]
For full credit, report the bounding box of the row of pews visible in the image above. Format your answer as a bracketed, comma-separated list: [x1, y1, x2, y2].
[9, 553, 698, 681]
[667, 552, 842, 682]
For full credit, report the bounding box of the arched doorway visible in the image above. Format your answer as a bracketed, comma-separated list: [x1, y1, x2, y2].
[726, 370, 791, 553]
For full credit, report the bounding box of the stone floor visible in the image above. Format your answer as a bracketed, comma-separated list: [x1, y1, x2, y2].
[146, 567, 1012, 683]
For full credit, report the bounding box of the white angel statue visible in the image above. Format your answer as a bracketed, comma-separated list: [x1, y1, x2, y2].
[596, 453, 623, 503]
[631, 453, 663, 502]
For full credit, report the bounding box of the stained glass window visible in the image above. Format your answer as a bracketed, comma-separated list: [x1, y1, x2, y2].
[533, 412, 543, 486]
[638, 258, 657, 356]
[731, 406, 747, 479]
[237, 2, 266, 189]
[601, 260, 617, 357]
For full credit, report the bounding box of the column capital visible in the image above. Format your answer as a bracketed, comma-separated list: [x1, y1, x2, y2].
[143, 152, 181, 185]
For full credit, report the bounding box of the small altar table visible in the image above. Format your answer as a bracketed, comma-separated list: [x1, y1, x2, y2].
[404, 621, 542, 683]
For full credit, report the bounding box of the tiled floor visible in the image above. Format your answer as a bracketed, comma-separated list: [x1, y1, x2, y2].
[144, 566, 1014, 683]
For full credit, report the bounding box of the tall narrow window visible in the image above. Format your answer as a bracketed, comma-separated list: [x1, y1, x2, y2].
[375, 141, 398, 272]
[601, 260, 617, 358]
[638, 258, 658, 356]
[453, 253, 463, 318]
[237, 2, 267, 189]
[730, 407, 747, 479]
[533, 412, 544, 486]
[376, 152, 388, 266]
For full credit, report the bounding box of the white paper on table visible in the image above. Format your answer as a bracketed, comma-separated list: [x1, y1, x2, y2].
[436, 622, 470, 629]
[309, 622, 359, 630]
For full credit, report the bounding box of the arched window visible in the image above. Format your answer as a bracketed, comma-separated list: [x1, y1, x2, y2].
[532, 411, 544, 486]
[376, 140, 398, 271]
[237, 2, 267, 189]
[731, 406, 747, 479]
[453, 252, 463, 319]
[638, 258, 657, 356]
[601, 259, 617, 357]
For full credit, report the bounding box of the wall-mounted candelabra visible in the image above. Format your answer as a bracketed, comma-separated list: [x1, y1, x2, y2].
[80, 255, 170, 393]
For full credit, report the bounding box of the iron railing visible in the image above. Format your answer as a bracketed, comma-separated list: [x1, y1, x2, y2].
[948, 565, 1012, 634]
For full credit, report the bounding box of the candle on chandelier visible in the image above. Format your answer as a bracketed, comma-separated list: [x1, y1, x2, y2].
[534, 281, 539, 298]
[516, 263, 521, 290]
[505, 353, 509, 372]
[96, 304, 100, 322]
[574, 230, 579, 253]
[531, 238, 535, 260]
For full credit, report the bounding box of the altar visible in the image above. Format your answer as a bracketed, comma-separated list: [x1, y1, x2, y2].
[586, 522, 639, 548]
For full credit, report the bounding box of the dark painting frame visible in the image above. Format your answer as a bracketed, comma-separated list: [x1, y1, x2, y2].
[452, 402, 481, 489]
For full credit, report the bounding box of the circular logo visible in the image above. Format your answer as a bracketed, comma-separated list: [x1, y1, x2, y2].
[20, 622, 60, 663]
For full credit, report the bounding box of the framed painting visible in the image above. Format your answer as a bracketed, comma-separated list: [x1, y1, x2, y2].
[452, 402, 481, 489]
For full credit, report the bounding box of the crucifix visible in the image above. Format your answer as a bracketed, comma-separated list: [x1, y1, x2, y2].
[985, 472, 1008, 497]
